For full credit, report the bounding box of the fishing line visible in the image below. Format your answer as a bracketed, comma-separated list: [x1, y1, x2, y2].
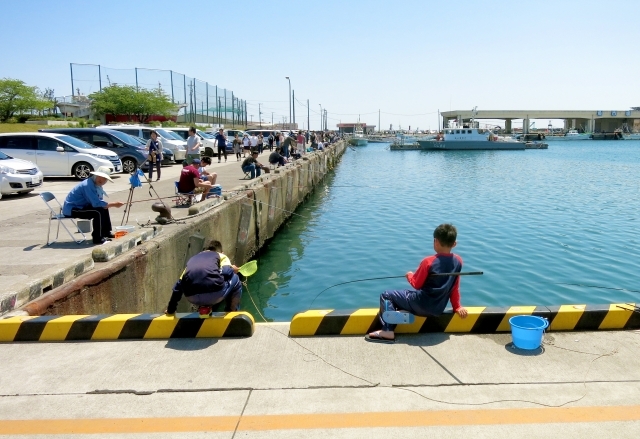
[556, 283, 640, 295]
[394, 345, 617, 408]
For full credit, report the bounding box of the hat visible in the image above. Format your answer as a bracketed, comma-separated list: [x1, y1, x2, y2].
[192, 158, 201, 165]
[90, 166, 113, 182]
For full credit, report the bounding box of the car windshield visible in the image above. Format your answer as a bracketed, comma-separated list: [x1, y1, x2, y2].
[0, 151, 10, 160]
[107, 130, 138, 145]
[197, 130, 214, 139]
[57, 135, 95, 149]
[156, 129, 182, 140]
[130, 135, 146, 145]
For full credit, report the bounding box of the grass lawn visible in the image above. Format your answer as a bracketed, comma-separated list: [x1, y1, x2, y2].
[0, 123, 51, 133]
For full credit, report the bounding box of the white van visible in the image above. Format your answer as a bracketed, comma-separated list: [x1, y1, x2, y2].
[98, 125, 187, 162]
[0, 133, 121, 180]
[164, 127, 215, 156]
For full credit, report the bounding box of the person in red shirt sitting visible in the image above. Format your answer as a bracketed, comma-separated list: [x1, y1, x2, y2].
[367, 223, 468, 343]
[178, 159, 211, 199]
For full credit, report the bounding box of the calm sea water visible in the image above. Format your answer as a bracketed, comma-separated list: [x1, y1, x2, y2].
[243, 140, 640, 321]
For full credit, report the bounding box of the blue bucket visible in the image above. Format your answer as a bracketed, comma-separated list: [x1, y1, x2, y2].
[508, 315, 549, 350]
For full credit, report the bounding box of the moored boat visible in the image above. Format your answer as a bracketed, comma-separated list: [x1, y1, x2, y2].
[406, 125, 526, 150]
[348, 130, 369, 146]
[547, 129, 591, 141]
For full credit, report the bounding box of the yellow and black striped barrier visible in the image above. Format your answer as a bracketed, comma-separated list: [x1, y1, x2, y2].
[289, 304, 640, 336]
[0, 312, 254, 342]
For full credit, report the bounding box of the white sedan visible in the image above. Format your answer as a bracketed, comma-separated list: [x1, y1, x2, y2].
[0, 150, 44, 196]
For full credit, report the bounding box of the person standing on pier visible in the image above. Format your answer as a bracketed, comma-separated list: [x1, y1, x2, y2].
[233, 134, 242, 161]
[367, 223, 468, 343]
[267, 133, 275, 151]
[144, 130, 163, 181]
[186, 127, 202, 164]
[296, 131, 306, 156]
[214, 128, 227, 163]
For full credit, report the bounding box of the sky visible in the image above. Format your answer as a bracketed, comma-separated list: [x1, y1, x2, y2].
[2, 0, 639, 130]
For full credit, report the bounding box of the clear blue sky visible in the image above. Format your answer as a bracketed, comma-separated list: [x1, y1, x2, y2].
[3, 0, 639, 130]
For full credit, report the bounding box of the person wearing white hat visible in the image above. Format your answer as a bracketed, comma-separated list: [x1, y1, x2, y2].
[62, 166, 124, 245]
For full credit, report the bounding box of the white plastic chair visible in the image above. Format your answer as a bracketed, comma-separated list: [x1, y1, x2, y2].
[40, 192, 86, 245]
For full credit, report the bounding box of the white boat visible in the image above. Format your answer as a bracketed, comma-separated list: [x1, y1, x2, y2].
[547, 129, 591, 141]
[348, 130, 368, 146]
[403, 123, 526, 150]
[624, 133, 640, 140]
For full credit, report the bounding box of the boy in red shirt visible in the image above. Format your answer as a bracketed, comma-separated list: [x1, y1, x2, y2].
[367, 223, 468, 343]
[178, 160, 211, 198]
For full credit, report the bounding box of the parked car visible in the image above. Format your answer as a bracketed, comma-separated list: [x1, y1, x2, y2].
[40, 128, 148, 174]
[0, 150, 44, 196]
[97, 125, 187, 162]
[0, 133, 121, 180]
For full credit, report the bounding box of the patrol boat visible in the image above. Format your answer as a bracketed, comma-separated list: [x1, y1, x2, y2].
[392, 122, 526, 151]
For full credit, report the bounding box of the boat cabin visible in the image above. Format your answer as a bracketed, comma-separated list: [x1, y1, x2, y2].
[441, 128, 490, 141]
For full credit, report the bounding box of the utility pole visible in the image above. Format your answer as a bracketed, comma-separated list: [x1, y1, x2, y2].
[318, 104, 322, 130]
[379, 109, 381, 133]
[285, 77, 291, 127]
[292, 90, 296, 127]
[271, 112, 274, 125]
[250, 114, 253, 124]
[259, 103, 262, 128]
[307, 99, 310, 135]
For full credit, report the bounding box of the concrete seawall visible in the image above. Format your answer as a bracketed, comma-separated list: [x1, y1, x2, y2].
[24, 142, 346, 316]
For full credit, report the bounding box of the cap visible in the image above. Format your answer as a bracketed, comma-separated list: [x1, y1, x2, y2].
[192, 159, 201, 165]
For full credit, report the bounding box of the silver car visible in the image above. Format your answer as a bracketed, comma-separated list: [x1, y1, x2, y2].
[0, 150, 44, 196]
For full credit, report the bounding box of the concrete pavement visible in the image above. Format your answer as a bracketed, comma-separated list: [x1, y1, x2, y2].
[0, 327, 639, 437]
[0, 150, 274, 309]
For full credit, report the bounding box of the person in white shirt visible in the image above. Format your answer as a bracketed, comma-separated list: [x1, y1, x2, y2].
[186, 127, 202, 164]
[242, 134, 251, 158]
[249, 134, 258, 153]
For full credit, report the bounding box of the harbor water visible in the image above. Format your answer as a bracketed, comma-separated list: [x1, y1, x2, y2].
[243, 140, 640, 321]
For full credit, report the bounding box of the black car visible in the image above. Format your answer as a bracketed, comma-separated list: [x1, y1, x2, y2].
[40, 128, 149, 173]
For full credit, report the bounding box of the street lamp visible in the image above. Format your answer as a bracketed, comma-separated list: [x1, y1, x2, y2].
[319, 104, 322, 130]
[285, 76, 291, 127]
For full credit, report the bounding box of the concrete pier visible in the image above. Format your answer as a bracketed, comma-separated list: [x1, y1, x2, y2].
[0, 143, 345, 317]
[0, 327, 639, 437]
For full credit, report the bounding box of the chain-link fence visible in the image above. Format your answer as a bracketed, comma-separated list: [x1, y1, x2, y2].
[67, 63, 246, 125]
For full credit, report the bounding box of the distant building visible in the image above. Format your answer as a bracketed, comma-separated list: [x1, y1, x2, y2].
[337, 123, 376, 134]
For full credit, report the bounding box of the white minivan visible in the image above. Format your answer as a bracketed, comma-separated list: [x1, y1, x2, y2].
[165, 127, 215, 156]
[98, 125, 187, 162]
[0, 133, 121, 180]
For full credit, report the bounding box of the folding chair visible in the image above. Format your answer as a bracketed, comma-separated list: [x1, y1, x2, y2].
[40, 192, 86, 246]
[174, 181, 195, 206]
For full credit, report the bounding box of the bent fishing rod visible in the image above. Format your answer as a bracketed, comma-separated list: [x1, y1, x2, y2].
[308, 271, 483, 308]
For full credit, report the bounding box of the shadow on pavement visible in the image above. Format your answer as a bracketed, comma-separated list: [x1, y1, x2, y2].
[164, 338, 218, 351]
[504, 342, 545, 356]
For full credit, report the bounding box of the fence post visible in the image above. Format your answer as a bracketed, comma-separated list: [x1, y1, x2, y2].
[70, 63, 74, 97]
[170, 71, 174, 103]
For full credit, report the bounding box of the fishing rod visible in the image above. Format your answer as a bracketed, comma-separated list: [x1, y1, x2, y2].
[308, 272, 483, 308]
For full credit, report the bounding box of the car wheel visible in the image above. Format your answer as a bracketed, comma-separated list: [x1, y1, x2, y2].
[122, 158, 137, 174]
[204, 147, 214, 157]
[73, 162, 93, 180]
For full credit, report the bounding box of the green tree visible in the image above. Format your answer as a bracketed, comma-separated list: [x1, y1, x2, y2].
[0, 78, 43, 122]
[90, 85, 175, 123]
